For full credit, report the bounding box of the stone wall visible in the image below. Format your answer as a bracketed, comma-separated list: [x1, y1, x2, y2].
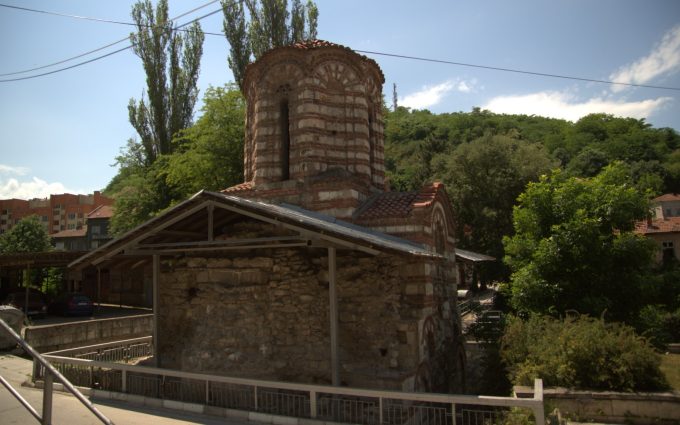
[24, 314, 152, 353]
[157, 247, 462, 391]
[516, 386, 680, 425]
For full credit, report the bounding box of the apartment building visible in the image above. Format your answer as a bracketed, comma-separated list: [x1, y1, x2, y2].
[0, 191, 113, 235]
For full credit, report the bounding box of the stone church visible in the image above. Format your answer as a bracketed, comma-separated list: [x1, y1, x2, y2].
[71, 40, 465, 392]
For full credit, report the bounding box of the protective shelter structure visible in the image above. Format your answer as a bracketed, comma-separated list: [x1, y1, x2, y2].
[70, 41, 465, 392]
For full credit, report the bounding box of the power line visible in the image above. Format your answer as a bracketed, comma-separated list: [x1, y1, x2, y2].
[2, 2, 679, 92]
[0, 0, 222, 77]
[356, 50, 680, 92]
[0, 3, 137, 26]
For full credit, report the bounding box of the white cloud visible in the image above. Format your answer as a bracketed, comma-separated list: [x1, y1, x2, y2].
[401, 79, 476, 109]
[0, 177, 81, 200]
[483, 91, 671, 122]
[609, 25, 680, 92]
[0, 164, 29, 176]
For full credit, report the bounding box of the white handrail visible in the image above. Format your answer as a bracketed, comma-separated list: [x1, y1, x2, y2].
[42, 351, 545, 424]
[0, 318, 114, 425]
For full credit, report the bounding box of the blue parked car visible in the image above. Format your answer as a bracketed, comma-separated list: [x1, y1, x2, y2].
[48, 293, 94, 316]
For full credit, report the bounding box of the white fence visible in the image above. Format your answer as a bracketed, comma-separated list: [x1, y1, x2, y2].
[37, 338, 545, 425]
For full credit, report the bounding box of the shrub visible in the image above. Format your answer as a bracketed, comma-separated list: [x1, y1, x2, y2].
[500, 314, 668, 392]
[637, 305, 680, 349]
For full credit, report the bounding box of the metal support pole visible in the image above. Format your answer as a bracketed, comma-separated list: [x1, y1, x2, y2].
[24, 263, 31, 317]
[122, 369, 127, 393]
[328, 247, 339, 386]
[0, 374, 41, 422]
[152, 254, 160, 367]
[254, 386, 259, 411]
[42, 371, 53, 425]
[0, 318, 114, 425]
[310, 391, 317, 418]
[451, 402, 457, 425]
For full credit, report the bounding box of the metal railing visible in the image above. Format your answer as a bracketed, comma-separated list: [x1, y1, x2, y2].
[44, 336, 153, 363]
[38, 346, 545, 425]
[0, 318, 114, 425]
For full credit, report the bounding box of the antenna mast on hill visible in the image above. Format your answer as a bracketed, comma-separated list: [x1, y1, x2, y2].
[393, 83, 398, 111]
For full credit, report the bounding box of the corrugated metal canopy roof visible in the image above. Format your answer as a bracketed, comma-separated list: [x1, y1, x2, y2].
[455, 248, 495, 263]
[70, 191, 442, 269]
[0, 251, 88, 268]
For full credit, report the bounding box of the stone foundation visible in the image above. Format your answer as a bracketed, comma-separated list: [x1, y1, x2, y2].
[157, 247, 462, 391]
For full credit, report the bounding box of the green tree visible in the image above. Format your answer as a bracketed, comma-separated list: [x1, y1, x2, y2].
[108, 0, 205, 235]
[0, 215, 51, 253]
[503, 163, 656, 322]
[438, 135, 557, 277]
[165, 84, 246, 197]
[128, 0, 204, 164]
[222, 0, 318, 89]
[0, 216, 54, 293]
[501, 314, 667, 392]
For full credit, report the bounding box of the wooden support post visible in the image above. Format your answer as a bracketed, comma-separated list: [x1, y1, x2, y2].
[328, 247, 339, 386]
[207, 203, 214, 242]
[96, 267, 101, 308]
[152, 254, 160, 367]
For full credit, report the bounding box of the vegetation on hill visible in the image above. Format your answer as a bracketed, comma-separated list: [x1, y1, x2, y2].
[385, 107, 680, 393]
[385, 107, 680, 282]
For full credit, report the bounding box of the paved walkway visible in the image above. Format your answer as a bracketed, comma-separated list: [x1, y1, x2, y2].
[0, 353, 252, 425]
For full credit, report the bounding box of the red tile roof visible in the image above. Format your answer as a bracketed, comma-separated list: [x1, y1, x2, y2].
[357, 192, 418, 219]
[52, 227, 87, 238]
[291, 39, 342, 49]
[635, 217, 680, 234]
[247, 39, 385, 84]
[87, 205, 113, 219]
[653, 193, 680, 202]
[355, 182, 445, 220]
[222, 182, 255, 193]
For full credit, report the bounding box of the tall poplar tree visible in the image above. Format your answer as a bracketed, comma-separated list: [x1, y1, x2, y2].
[221, 0, 319, 89]
[109, 0, 205, 235]
[128, 0, 205, 165]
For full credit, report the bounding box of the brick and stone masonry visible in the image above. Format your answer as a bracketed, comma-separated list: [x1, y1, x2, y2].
[152, 40, 467, 392]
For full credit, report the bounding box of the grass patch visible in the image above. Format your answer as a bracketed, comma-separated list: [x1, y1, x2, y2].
[660, 353, 680, 391]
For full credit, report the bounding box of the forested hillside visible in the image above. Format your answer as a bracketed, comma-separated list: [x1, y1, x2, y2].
[384, 107, 680, 278]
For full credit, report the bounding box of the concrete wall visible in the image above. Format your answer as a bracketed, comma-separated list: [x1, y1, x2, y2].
[25, 314, 152, 353]
[517, 387, 680, 425]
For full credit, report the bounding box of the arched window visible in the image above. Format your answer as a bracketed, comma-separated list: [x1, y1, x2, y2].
[280, 99, 290, 181]
[368, 105, 375, 179]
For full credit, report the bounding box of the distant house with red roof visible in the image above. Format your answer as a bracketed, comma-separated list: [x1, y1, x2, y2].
[52, 204, 114, 251]
[635, 193, 680, 263]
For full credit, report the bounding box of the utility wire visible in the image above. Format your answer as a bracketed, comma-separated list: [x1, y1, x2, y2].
[0, 8, 223, 82]
[356, 50, 680, 92]
[2, 2, 679, 91]
[0, 3, 138, 26]
[0, 2, 225, 39]
[0, 0, 221, 77]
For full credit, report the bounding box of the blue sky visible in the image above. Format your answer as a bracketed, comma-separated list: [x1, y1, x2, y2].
[1, 0, 679, 199]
